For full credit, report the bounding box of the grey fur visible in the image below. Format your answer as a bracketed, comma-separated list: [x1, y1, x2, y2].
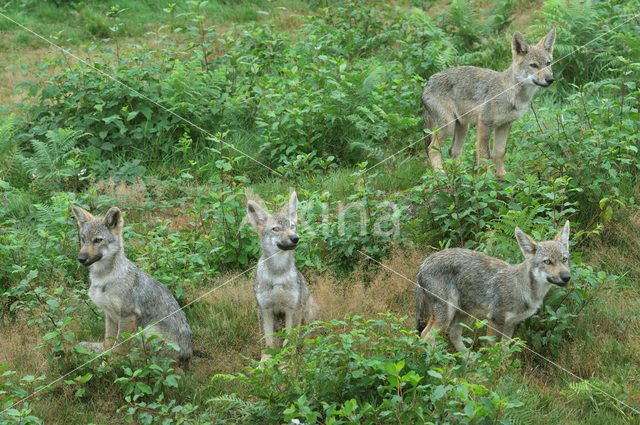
[246, 192, 319, 361]
[422, 28, 556, 177]
[416, 220, 570, 351]
[70, 205, 193, 366]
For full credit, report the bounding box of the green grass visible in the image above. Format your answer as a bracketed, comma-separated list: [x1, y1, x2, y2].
[0, 0, 310, 49]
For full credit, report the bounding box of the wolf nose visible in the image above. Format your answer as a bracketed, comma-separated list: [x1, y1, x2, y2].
[560, 272, 570, 283]
[546, 77, 554, 85]
[78, 254, 88, 264]
[290, 235, 299, 244]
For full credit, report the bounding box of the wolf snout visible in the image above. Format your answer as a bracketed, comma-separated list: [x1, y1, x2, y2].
[545, 76, 554, 85]
[560, 271, 570, 284]
[78, 254, 88, 265]
[290, 235, 299, 244]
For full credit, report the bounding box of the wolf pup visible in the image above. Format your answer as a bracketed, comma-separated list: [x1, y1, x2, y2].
[422, 28, 556, 177]
[70, 205, 193, 366]
[246, 192, 319, 361]
[416, 221, 570, 351]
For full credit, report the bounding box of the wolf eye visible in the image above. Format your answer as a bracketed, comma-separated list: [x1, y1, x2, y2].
[562, 256, 568, 263]
[93, 237, 103, 244]
[272, 226, 281, 232]
[543, 259, 552, 265]
[530, 63, 539, 68]
[546, 61, 551, 66]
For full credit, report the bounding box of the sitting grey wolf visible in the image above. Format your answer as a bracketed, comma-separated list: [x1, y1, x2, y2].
[70, 205, 193, 366]
[246, 192, 319, 361]
[422, 28, 556, 177]
[416, 221, 570, 351]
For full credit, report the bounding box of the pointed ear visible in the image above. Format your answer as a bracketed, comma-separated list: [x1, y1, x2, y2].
[515, 227, 537, 257]
[70, 204, 93, 226]
[554, 220, 570, 250]
[283, 191, 298, 223]
[103, 207, 123, 233]
[511, 31, 529, 57]
[246, 200, 268, 231]
[537, 27, 556, 55]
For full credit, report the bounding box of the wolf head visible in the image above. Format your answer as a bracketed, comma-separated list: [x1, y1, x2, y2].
[515, 220, 571, 287]
[246, 192, 299, 256]
[511, 28, 556, 88]
[70, 205, 124, 268]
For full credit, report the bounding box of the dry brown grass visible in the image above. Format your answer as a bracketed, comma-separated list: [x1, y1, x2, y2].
[309, 247, 426, 322]
[0, 318, 49, 376]
[183, 245, 428, 380]
[0, 46, 62, 108]
[93, 178, 148, 208]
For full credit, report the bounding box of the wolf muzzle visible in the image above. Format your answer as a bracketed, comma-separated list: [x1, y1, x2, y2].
[78, 253, 102, 267]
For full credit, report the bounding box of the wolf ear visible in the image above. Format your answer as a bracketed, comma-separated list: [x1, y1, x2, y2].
[554, 220, 570, 250]
[246, 200, 268, 231]
[537, 27, 556, 55]
[283, 191, 298, 223]
[511, 31, 529, 57]
[70, 204, 93, 226]
[103, 207, 124, 232]
[515, 227, 538, 257]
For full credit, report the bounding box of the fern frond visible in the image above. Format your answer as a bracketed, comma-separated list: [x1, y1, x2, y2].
[0, 116, 20, 179]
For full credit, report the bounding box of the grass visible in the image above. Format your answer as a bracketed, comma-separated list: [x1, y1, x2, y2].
[1, 0, 639, 423]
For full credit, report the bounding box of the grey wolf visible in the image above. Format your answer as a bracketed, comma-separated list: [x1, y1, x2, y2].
[422, 28, 556, 177]
[70, 205, 193, 366]
[246, 191, 319, 361]
[416, 220, 570, 351]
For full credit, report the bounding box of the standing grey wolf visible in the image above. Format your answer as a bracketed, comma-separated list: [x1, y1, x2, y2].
[416, 221, 570, 351]
[246, 192, 319, 361]
[70, 205, 193, 366]
[422, 28, 556, 177]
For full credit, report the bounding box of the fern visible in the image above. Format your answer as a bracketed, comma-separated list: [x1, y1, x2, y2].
[481, 207, 540, 260]
[21, 128, 84, 191]
[0, 116, 20, 180]
[510, 408, 536, 425]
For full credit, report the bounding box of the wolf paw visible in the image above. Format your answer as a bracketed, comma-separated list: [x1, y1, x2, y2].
[78, 341, 104, 354]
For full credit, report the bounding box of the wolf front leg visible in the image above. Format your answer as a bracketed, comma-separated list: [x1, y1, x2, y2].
[259, 308, 276, 361]
[282, 308, 304, 347]
[113, 314, 139, 354]
[491, 123, 512, 178]
[102, 314, 118, 351]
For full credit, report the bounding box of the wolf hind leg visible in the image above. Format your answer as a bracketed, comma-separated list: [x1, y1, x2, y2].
[449, 121, 469, 161]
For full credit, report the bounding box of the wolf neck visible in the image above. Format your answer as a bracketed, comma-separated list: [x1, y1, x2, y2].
[502, 66, 539, 109]
[259, 247, 295, 275]
[89, 249, 127, 282]
[514, 260, 552, 302]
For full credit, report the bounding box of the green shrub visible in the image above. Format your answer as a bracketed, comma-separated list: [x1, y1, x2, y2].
[211, 314, 522, 424]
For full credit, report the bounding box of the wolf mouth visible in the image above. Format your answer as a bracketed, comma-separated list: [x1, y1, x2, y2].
[277, 243, 298, 251]
[79, 254, 102, 267]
